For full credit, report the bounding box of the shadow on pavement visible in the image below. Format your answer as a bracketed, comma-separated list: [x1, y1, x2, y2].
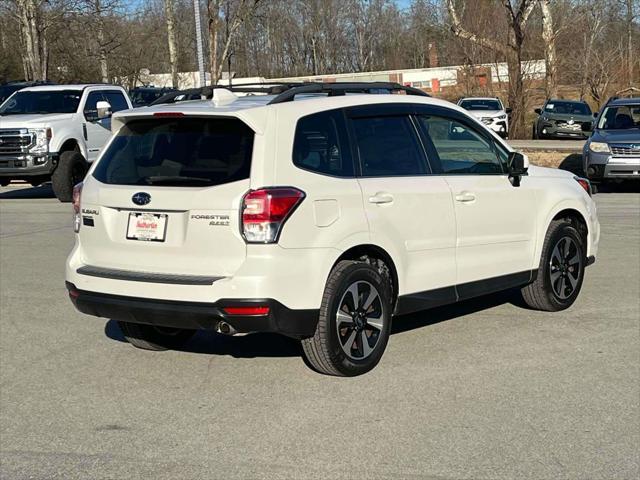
[391, 289, 526, 335]
[558, 153, 585, 176]
[104, 319, 301, 358]
[104, 289, 527, 358]
[593, 181, 640, 194]
[0, 184, 56, 199]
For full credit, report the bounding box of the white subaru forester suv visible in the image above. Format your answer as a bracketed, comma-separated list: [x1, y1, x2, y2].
[66, 82, 599, 376]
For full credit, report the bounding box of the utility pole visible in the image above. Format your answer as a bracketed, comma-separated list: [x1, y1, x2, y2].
[193, 0, 206, 87]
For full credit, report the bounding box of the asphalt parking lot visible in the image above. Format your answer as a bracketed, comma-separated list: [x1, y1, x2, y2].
[1, 184, 638, 480]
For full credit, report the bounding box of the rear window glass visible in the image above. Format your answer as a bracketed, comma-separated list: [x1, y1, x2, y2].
[93, 118, 254, 187]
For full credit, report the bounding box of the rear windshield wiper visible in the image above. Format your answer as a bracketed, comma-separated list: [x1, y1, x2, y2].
[140, 175, 212, 186]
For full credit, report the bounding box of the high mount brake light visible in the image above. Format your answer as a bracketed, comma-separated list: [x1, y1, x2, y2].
[153, 112, 185, 117]
[241, 187, 305, 243]
[72, 182, 83, 232]
[574, 176, 592, 197]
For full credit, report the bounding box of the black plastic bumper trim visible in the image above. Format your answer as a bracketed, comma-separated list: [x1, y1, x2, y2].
[66, 282, 318, 338]
[77, 265, 223, 286]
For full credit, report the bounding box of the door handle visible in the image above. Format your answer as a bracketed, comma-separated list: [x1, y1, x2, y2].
[455, 192, 476, 203]
[368, 192, 394, 205]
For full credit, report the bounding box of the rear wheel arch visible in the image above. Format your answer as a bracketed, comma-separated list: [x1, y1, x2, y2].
[331, 244, 399, 311]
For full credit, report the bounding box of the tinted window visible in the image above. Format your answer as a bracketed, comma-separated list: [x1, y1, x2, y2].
[460, 99, 502, 111]
[352, 116, 428, 176]
[597, 105, 640, 130]
[105, 91, 129, 112]
[293, 109, 353, 176]
[0, 90, 81, 115]
[83, 91, 104, 121]
[418, 115, 504, 175]
[93, 118, 254, 187]
[544, 101, 591, 115]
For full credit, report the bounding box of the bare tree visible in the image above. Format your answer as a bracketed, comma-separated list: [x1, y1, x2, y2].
[446, 0, 536, 138]
[208, 0, 262, 85]
[540, 0, 558, 98]
[164, 0, 179, 88]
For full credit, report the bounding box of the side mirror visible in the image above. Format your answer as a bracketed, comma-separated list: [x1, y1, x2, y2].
[505, 107, 512, 114]
[96, 100, 112, 120]
[534, 108, 542, 115]
[508, 151, 528, 187]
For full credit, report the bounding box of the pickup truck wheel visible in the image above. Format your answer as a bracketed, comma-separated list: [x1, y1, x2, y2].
[521, 219, 586, 311]
[301, 260, 392, 376]
[52, 151, 87, 202]
[117, 321, 196, 351]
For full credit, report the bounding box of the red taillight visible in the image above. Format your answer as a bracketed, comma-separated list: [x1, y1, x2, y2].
[575, 177, 592, 196]
[223, 306, 270, 316]
[153, 112, 184, 117]
[241, 187, 305, 243]
[72, 182, 83, 232]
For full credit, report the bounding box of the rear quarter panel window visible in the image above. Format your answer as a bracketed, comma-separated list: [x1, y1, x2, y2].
[293, 109, 354, 177]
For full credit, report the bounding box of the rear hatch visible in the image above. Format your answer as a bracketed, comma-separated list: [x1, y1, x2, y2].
[78, 116, 254, 276]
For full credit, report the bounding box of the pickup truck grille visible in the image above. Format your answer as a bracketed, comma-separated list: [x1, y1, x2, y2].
[0, 129, 34, 156]
[610, 144, 640, 157]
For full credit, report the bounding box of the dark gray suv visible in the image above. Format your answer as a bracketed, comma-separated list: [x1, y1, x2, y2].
[533, 99, 594, 139]
[583, 97, 640, 182]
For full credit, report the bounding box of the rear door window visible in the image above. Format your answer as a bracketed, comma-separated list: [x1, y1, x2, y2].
[351, 115, 429, 176]
[93, 118, 254, 187]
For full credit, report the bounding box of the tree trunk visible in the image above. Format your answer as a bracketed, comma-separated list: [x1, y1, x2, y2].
[164, 0, 179, 88]
[540, 0, 558, 98]
[626, 0, 633, 88]
[208, 0, 221, 85]
[97, 23, 108, 83]
[16, 0, 44, 80]
[507, 48, 525, 138]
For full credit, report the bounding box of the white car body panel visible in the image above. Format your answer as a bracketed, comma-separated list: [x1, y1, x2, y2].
[67, 92, 599, 314]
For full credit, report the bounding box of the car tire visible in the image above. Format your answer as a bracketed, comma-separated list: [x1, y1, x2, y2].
[52, 151, 87, 202]
[301, 260, 393, 376]
[117, 321, 196, 351]
[532, 124, 539, 140]
[521, 219, 586, 312]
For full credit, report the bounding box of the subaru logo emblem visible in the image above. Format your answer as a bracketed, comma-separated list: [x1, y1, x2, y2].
[132, 192, 151, 206]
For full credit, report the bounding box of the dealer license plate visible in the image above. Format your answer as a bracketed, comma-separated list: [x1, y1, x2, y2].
[126, 212, 168, 242]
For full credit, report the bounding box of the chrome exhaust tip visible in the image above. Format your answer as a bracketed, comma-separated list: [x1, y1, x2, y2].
[216, 321, 237, 336]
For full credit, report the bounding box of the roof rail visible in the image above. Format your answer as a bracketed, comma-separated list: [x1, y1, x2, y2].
[150, 83, 308, 106]
[267, 82, 430, 105]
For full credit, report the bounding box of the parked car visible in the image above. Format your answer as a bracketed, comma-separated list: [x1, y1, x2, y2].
[0, 84, 132, 199]
[65, 82, 599, 376]
[129, 86, 176, 107]
[457, 97, 510, 138]
[583, 96, 640, 182]
[533, 99, 595, 139]
[0, 80, 56, 104]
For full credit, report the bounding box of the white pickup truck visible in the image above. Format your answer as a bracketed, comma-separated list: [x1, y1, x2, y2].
[0, 84, 132, 201]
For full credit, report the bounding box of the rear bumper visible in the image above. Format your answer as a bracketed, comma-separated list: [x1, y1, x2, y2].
[66, 282, 319, 338]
